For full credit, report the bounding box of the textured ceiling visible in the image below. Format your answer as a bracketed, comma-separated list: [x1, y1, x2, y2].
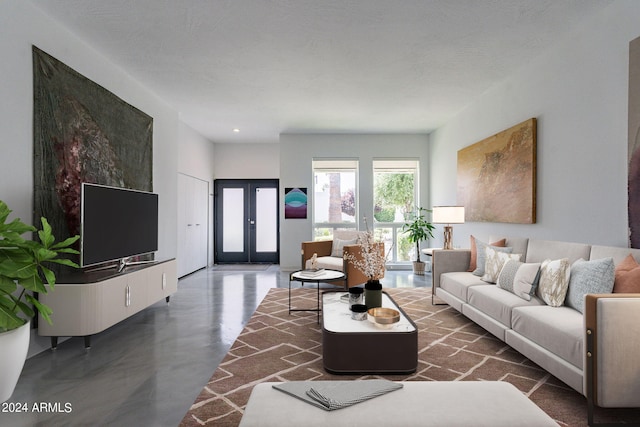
[31, 0, 611, 144]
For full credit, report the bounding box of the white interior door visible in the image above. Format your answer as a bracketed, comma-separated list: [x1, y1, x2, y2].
[177, 173, 209, 277]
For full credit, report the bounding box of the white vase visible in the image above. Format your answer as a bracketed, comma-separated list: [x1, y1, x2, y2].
[0, 321, 30, 403]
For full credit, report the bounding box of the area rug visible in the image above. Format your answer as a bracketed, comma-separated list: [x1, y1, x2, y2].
[180, 287, 640, 426]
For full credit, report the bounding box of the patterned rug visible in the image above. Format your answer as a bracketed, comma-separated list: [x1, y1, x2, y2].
[180, 287, 640, 426]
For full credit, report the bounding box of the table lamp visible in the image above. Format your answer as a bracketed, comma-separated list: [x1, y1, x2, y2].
[432, 206, 465, 250]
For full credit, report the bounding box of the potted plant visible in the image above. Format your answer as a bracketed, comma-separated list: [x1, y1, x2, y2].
[401, 207, 435, 275]
[0, 200, 79, 402]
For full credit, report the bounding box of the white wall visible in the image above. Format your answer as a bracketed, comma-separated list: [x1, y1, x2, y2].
[213, 143, 280, 179]
[430, 0, 640, 250]
[178, 122, 216, 267]
[1, 1, 179, 356]
[279, 133, 429, 270]
[178, 122, 216, 181]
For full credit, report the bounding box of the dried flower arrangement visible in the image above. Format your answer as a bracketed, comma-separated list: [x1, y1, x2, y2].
[343, 217, 387, 281]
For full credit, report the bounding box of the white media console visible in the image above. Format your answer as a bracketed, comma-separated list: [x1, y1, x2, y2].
[38, 259, 178, 349]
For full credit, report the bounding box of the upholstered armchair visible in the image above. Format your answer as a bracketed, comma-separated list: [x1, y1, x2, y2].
[300, 231, 385, 288]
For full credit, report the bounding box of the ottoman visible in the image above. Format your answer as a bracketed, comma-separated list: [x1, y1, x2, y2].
[239, 381, 557, 426]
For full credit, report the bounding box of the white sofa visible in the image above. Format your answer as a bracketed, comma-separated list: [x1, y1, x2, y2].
[432, 236, 640, 424]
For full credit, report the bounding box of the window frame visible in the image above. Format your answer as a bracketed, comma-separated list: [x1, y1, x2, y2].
[311, 159, 359, 240]
[372, 159, 420, 264]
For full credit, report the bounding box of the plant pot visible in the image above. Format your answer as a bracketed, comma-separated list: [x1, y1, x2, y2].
[413, 261, 426, 275]
[0, 321, 30, 403]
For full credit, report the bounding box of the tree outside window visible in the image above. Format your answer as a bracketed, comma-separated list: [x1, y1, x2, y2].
[373, 160, 419, 263]
[312, 160, 357, 240]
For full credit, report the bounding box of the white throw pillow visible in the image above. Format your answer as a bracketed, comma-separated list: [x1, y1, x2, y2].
[512, 262, 542, 301]
[331, 238, 357, 257]
[537, 258, 571, 307]
[473, 240, 513, 277]
[482, 246, 521, 284]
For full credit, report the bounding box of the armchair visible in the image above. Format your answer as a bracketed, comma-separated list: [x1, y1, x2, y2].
[300, 232, 384, 288]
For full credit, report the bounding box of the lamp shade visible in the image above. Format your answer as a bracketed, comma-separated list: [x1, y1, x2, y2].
[432, 206, 465, 224]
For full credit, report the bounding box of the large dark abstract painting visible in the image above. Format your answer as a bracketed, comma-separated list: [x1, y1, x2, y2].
[33, 46, 153, 251]
[457, 118, 537, 224]
[629, 37, 640, 248]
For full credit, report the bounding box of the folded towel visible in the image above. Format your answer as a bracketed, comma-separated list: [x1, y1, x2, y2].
[273, 380, 403, 411]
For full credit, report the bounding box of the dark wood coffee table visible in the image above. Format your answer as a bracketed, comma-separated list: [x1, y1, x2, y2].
[321, 290, 418, 374]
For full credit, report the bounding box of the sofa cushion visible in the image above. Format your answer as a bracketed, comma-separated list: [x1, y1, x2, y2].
[614, 254, 640, 293]
[331, 238, 357, 257]
[525, 239, 591, 264]
[473, 241, 512, 277]
[440, 272, 485, 303]
[468, 285, 543, 328]
[305, 256, 343, 271]
[511, 305, 583, 369]
[566, 257, 614, 313]
[468, 236, 506, 272]
[590, 245, 640, 264]
[537, 258, 571, 307]
[499, 237, 530, 261]
[512, 262, 541, 301]
[482, 247, 521, 284]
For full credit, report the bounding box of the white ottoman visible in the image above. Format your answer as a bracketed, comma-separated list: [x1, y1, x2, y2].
[240, 381, 558, 427]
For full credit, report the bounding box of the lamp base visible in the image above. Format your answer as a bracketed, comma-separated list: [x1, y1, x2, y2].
[443, 226, 453, 250]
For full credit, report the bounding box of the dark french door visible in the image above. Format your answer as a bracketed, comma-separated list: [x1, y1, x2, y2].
[214, 179, 279, 263]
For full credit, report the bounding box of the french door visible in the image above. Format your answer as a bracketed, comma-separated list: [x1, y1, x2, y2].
[214, 179, 279, 263]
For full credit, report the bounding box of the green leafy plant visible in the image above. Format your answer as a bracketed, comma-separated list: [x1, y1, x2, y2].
[0, 200, 79, 332]
[401, 207, 435, 263]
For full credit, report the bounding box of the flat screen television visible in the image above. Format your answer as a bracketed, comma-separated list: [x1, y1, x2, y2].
[81, 183, 159, 269]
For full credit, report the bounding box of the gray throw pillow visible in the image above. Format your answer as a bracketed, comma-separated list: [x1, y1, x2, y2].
[472, 239, 513, 276]
[497, 259, 523, 292]
[512, 262, 541, 301]
[566, 257, 615, 313]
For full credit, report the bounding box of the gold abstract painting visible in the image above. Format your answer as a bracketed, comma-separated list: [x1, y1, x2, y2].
[457, 118, 536, 223]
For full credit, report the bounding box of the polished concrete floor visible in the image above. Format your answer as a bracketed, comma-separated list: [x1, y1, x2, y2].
[0, 266, 430, 427]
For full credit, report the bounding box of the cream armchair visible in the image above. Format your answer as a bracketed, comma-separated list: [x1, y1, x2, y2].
[300, 231, 384, 288]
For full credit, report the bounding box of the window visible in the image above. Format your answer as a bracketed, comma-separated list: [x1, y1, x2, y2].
[373, 160, 419, 263]
[312, 159, 358, 240]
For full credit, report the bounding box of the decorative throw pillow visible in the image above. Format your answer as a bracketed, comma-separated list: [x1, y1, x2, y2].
[566, 257, 614, 313]
[512, 262, 541, 301]
[614, 254, 640, 293]
[473, 241, 512, 277]
[331, 238, 357, 257]
[537, 258, 571, 307]
[482, 247, 521, 284]
[468, 236, 506, 272]
[497, 259, 523, 292]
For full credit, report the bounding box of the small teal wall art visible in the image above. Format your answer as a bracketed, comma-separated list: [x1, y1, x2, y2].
[284, 187, 307, 219]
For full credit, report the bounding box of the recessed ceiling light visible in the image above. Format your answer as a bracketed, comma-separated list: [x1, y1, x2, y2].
[232, 128, 240, 133]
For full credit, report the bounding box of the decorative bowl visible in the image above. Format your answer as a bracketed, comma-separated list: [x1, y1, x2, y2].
[367, 307, 400, 327]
